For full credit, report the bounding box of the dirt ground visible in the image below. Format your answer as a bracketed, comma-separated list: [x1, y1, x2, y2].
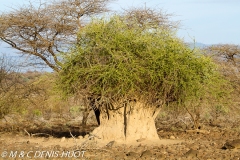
[0, 115, 240, 160]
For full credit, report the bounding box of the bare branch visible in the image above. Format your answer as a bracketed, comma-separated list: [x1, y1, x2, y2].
[70, 131, 79, 150]
[0, 0, 113, 72]
[122, 7, 180, 30]
[205, 44, 240, 66]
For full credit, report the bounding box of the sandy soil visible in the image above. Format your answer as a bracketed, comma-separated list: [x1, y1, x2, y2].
[0, 116, 240, 159]
[1, 129, 240, 159]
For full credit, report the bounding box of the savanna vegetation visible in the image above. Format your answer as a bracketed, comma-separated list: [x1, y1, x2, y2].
[58, 15, 229, 141]
[0, 0, 239, 144]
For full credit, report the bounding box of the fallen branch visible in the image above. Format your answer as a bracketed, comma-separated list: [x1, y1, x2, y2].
[31, 133, 52, 137]
[24, 129, 53, 137]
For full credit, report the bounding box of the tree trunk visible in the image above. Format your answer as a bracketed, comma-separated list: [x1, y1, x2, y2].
[81, 109, 89, 127]
[92, 102, 160, 142]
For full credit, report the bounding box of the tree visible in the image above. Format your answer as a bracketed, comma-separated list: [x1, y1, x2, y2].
[204, 44, 240, 83]
[0, 55, 24, 118]
[58, 15, 227, 142]
[205, 44, 240, 66]
[123, 6, 179, 30]
[0, 0, 113, 72]
[204, 44, 239, 115]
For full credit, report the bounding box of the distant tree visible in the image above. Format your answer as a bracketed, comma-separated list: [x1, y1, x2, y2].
[58, 15, 227, 141]
[205, 44, 240, 66]
[0, 55, 23, 118]
[204, 44, 239, 107]
[204, 44, 240, 80]
[0, 0, 113, 72]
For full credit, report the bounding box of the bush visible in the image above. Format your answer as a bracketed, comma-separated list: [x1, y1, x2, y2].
[59, 16, 228, 110]
[0, 55, 25, 118]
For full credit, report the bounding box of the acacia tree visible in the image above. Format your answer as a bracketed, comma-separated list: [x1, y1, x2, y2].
[0, 0, 113, 72]
[123, 7, 179, 30]
[0, 0, 113, 125]
[206, 44, 240, 66]
[204, 44, 239, 112]
[204, 44, 240, 82]
[59, 15, 227, 141]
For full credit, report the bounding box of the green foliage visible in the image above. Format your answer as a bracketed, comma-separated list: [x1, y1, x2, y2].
[59, 16, 228, 108]
[69, 105, 85, 116]
[0, 56, 26, 118]
[211, 105, 229, 120]
[26, 72, 69, 116]
[0, 68, 70, 118]
[33, 109, 42, 117]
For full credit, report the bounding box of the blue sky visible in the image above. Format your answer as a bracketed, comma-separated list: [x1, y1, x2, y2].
[110, 0, 240, 45]
[0, 0, 239, 45]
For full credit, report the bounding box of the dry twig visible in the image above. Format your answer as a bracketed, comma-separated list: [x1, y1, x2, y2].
[70, 131, 79, 150]
[31, 133, 52, 137]
[24, 129, 31, 137]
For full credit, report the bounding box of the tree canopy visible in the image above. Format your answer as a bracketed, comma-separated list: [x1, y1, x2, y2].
[59, 15, 227, 109]
[0, 0, 113, 72]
